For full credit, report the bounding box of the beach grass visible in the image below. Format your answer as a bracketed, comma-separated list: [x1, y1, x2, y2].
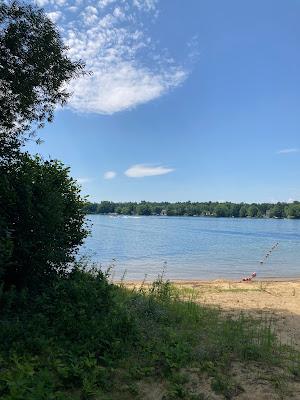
[0, 267, 299, 399]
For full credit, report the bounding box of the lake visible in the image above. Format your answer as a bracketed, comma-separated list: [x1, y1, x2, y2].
[81, 215, 300, 280]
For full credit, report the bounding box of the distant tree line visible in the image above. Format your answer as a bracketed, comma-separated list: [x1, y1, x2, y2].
[83, 200, 300, 219]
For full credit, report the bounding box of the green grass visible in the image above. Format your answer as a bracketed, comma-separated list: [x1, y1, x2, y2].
[0, 266, 298, 399]
[177, 286, 262, 298]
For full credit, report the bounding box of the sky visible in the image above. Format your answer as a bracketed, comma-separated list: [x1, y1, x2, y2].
[26, 0, 300, 203]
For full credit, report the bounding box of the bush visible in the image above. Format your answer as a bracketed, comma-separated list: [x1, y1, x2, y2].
[0, 154, 88, 290]
[0, 266, 137, 400]
[0, 265, 136, 356]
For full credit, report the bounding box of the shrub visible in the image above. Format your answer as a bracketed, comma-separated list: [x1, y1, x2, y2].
[0, 154, 88, 290]
[0, 266, 137, 399]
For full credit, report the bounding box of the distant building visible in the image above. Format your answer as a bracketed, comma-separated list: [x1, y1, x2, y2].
[160, 209, 167, 216]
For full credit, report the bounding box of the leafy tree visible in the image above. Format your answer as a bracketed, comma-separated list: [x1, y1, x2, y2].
[269, 203, 285, 218]
[97, 201, 115, 214]
[136, 202, 151, 215]
[214, 204, 229, 217]
[285, 202, 300, 218]
[229, 203, 241, 218]
[83, 202, 98, 214]
[0, 0, 85, 163]
[0, 2, 88, 290]
[247, 204, 259, 218]
[0, 154, 88, 290]
[239, 205, 248, 218]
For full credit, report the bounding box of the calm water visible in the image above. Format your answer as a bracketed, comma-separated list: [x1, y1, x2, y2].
[81, 215, 300, 280]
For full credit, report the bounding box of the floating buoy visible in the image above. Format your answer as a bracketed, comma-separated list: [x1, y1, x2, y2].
[242, 242, 279, 282]
[242, 271, 257, 282]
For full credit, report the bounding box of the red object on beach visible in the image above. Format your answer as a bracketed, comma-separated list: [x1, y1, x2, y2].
[242, 272, 256, 282]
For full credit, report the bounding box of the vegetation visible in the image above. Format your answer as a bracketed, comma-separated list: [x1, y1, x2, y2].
[0, 154, 88, 290]
[0, 2, 299, 399]
[0, 1, 87, 290]
[0, 266, 299, 399]
[83, 200, 300, 219]
[0, 0, 84, 165]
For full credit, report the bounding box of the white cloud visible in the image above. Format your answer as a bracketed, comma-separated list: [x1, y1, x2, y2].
[70, 64, 186, 114]
[124, 164, 174, 178]
[68, 6, 78, 12]
[36, 0, 50, 6]
[77, 177, 92, 184]
[39, 0, 188, 114]
[104, 170, 117, 179]
[36, 0, 67, 5]
[98, 0, 116, 8]
[133, 0, 158, 11]
[277, 148, 299, 154]
[46, 11, 62, 23]
[81, 5, 98, 25]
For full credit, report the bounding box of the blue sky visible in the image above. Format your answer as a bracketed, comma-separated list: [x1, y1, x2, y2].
[27, 0, 300, 203]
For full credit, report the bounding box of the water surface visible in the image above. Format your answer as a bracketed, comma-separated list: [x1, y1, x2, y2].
[81, 215, 300, 280]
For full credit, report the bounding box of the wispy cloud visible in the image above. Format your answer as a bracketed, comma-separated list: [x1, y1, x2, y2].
[104, 171, 117, 179]
[37, 0, 188, 114]
[124, 164, 174, 178]
[277, 148, 299, 154]
[76, 177, 92, 184]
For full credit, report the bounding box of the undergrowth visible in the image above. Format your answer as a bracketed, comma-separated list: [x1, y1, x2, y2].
[0, 265, 298, 399]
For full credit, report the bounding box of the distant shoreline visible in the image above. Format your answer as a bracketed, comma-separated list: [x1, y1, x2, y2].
[86, 213, 300, 220]
[83, 200, 300, 219]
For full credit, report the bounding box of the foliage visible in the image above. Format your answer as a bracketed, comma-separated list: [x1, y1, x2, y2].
[83, 200, 300, 219]
[0, 268, 298, 399]
[0, 1, 88, 290]
[0, 265, 136, 400]
[0, 154, 88, 290]
[0, 0, 85, 164]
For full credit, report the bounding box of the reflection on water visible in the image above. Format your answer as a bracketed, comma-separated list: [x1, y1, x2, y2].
[80, 215, 300, 280]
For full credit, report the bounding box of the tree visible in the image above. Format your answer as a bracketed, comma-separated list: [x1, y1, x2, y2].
[214, 204, 229, 217]
[239, 205, 248, 218]
[285, 202, 300, 219]
[0, 154, 88, 290]
[269, 203, 285, 218]
[136, 202, 151, 215]
[0, 1, 85, 163]
[247, 204, 259, 218]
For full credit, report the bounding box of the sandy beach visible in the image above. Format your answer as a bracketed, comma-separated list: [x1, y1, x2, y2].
[121, 279, 300, 399]
[124, 279, 300, 349]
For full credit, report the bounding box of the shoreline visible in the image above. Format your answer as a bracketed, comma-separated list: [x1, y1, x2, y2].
[87, 212, 300, 220]
[119, 277, 300, 284]
[122, 279, 300, 348]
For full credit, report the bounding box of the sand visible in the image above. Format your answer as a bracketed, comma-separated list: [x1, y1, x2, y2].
[122, 279, 300, 399]
[174, 279, 300, 348]
[124, 279, 300, 348]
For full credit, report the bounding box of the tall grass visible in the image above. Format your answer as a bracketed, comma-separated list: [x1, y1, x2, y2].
[0, 264, 298, 399]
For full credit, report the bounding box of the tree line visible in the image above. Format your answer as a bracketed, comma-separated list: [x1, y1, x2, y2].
[83, 200, 300, 219]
